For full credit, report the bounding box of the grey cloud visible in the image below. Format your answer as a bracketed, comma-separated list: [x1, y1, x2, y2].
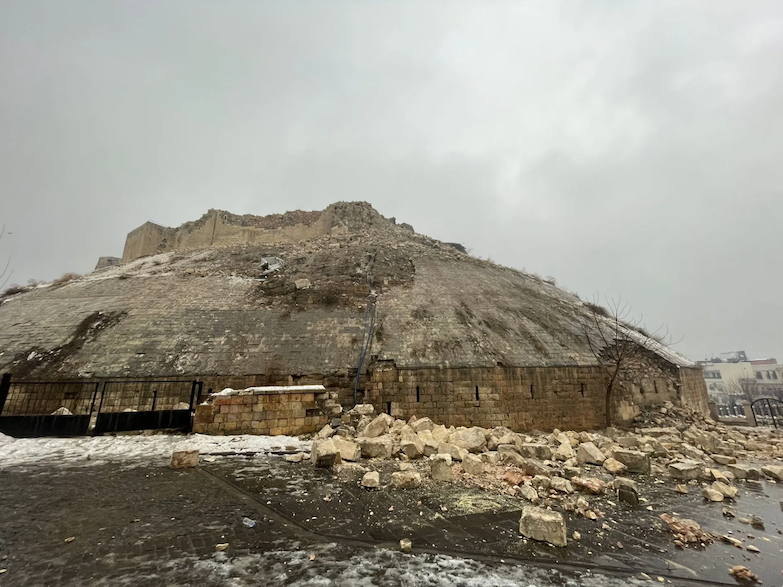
[1, 0, 782, 362]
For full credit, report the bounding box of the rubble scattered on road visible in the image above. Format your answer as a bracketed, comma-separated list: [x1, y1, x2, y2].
[283, 400, 783, 549]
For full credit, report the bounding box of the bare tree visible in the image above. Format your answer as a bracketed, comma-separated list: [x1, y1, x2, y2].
[581, 296, 676, 427]
[725, 376, 759, 403]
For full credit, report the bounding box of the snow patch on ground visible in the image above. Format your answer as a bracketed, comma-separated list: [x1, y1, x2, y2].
[0, 433, 310, 469]
[189, 543, 640, 587]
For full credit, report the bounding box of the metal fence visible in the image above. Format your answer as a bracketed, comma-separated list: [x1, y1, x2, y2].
[0, 375, 202, 437]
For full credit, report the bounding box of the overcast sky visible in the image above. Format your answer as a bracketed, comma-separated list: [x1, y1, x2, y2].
[1, 1, 782, 362]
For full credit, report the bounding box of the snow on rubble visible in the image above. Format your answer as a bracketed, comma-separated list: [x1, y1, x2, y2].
[0, 432, 310, 469]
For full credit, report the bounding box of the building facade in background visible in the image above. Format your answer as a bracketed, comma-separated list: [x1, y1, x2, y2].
[698, 351, 783, 414]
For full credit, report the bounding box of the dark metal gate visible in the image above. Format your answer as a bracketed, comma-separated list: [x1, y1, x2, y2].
[750, 397, 783, 428]
[0, 374, 203, 437]
[92, 379, 201, 434]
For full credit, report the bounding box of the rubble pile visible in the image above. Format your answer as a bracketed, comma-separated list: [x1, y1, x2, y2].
[286, 401, 783, 548]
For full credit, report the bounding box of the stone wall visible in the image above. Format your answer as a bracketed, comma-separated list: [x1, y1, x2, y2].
[122, 222, 172, 263]
[121, 209, 347, 263]
[365, 364, 609, 431]
[193, 386, 342, 435]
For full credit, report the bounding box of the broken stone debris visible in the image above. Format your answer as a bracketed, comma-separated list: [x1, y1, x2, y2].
[292, 401, 783, 550]
[660, 514, 714, 546]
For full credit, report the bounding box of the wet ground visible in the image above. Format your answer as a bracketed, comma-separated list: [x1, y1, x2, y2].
[0, 452, 781, 586]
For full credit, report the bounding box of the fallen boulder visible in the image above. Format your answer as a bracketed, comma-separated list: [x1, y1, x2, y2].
[576, 442, 606, 465]
[332, 437, 361, 462]
[617, 484, 639, 505]
[519, 506, 567, 547]
[450, 427, 487, 453]
[359, 435, 393, 459]
[702, 486, 724, 502]
[170, 449, 199, 469]
[391, 471, 422, 489]
[761, 464, 783, 481]
[462, 453, 485, 475]
[668, 460, 702, 480]
[361, 471, 380, 489]
[400, 432, 424, 459]
[311, 439, 339, 467]
[408, 416, 433, 432]
[431, 454, 454, 481]
[726, 463, 762, 480]
[359, 415, 390, 439]
[554, 442, 575, 461]
[602, 457, 627, 475]
[520, 443, 552, 460]
[611, 449, 650, 474]
[314, 424, 335, 439]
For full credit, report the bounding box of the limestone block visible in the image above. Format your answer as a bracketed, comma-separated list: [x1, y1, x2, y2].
[554, 442, 575, 462]
[611, 449, 650, 474]
[361, 471, 380, 488]
[576, 442, 606, 465]
[761, 464, 783, 480]
[570, 477, 606, 495]
[391, 471, 422, 489]
[360, 435, 393, 459]
[170, 450, 199, 469]
[400, 432, 424, 459]
[702, 486, 724, 502]
[360, 415, 389, 439]
[332, 436, 361, 462]
[437, 442, 465, 462]
[712, 481, 738, 499]
[726, 463, 762, 480]
[519, 506, 567, 547]
[314, 424, 335, 439]
[431, 454, 454, 481]
[410, 417, 435, 433]
[518, 484, 539, 503]
[462, 453, 485, 475]
[520, 443, 552, 461]
[311, 438, 339, 468]
[449, 427, 487, 453]
[668, 460, 702, 480]
[602, 458, 627, 475]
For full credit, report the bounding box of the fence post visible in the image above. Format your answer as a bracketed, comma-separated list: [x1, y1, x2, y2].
[189, 380, 197, 411]
[0, 373, 10, 416]
[743, 401, 756, 427]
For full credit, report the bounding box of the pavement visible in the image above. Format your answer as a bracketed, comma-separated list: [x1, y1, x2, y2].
[0, 450, 781, 586]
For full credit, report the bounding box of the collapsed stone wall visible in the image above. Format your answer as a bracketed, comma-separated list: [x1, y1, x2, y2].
[193, 387, 342, 435]
[612, 348, 709, 426]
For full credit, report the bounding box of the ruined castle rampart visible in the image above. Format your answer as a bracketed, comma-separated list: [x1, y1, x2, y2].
[120, 204, 387, 263]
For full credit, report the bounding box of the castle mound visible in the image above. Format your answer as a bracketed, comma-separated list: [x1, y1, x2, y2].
[0, 202, 708, 429]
